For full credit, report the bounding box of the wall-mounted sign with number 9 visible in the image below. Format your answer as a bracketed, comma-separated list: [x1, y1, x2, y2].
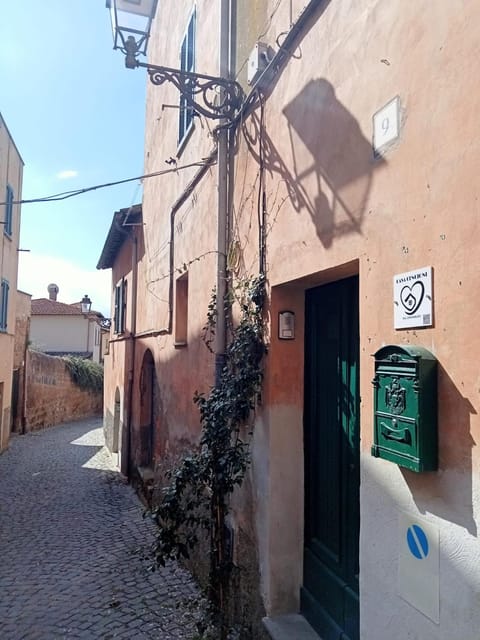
[373, 96, 400, 155]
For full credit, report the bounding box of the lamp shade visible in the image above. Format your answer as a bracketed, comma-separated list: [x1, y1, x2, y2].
[81, 295, 92, 314]
[106, 0, 158, 56]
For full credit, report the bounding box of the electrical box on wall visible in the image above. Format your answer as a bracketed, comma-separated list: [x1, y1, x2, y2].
[278, 310, 295, 340]
[247, 42, 269, 85]
[371, 345, 437, 472]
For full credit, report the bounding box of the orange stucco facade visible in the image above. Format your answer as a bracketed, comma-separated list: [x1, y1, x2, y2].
[101, 2, 480, 638]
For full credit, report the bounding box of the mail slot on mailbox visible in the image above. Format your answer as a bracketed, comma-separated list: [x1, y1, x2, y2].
[371, 345, 437, 472]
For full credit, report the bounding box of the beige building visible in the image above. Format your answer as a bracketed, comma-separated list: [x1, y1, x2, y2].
[101, 2, 480, 639]
[31, 284, 104, 363]
[0, 113, 23, 452]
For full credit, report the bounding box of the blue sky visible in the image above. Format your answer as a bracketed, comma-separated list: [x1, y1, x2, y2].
[1, 0, 147, 316]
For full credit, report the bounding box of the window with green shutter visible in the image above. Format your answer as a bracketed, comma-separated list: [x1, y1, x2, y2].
[178, 8, 196, 146]
[113, 278, 127, 334]
[0, 280, 9, 330]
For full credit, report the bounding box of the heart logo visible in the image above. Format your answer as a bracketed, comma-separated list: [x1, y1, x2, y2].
[400, 281, 424, 315]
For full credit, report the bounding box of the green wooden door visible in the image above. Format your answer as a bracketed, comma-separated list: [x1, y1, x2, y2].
[301, 276, 360, 640]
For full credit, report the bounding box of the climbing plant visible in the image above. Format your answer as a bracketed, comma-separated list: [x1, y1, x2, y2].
[63, 356, 104, 393]
[149, 274, 266, 635]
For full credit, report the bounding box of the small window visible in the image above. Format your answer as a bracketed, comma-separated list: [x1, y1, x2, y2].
[0, 280, 9, 331]
[178, 9, 196, 146]
[4, 185, 13, 237]
[175, 273, 188, 345]
[113, 278, 127, 334]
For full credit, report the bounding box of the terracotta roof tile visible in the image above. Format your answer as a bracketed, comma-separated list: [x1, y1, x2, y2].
[31, 298, 83, 316]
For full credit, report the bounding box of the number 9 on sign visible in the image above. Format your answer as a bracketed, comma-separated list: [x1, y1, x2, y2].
[373, 96, 400, 154]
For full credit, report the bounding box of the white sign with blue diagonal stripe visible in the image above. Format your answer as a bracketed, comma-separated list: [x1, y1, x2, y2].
[398, 512, 439, 622]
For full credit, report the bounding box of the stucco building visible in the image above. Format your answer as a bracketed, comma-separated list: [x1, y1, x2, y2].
[0, 113, 23, 452]
[100, 2, 480, 639]
[98, 204, 142, 471]
[31, 284, 105, 363]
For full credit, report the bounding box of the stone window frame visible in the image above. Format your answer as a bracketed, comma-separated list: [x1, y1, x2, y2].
[174, 271, 188, 347]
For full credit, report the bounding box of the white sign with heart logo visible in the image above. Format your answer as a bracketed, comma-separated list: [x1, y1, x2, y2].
[393, 266, 433, 329]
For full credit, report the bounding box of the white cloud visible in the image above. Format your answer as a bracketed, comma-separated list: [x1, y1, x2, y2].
[56, 170, 78, 180]
[17, 253, 111, 317]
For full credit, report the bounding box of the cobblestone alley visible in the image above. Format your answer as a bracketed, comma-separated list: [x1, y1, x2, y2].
[0, 418, 203, 639]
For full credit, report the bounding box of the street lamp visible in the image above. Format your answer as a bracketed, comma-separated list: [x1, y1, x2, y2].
[81, 295, 92, 314]
[107, 0, 157, 58]
[106, 0, 243, 122]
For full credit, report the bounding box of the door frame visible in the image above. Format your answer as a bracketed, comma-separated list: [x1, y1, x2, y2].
[253, 262, 360, 617]
[301, 275, 360, 640]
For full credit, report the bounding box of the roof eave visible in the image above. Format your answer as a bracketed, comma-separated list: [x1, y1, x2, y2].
[97, 204, 142, 270]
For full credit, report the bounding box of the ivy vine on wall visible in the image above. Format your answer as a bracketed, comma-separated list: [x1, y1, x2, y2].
[149, 275, 266, 635]
[63, 356, 104, 394]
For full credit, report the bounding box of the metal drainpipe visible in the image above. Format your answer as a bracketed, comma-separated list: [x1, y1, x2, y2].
[125, 230, 138, 478]
[21, 329, 29, 435]
[214, 0, 232, 385]
[85, 316, 90, 356]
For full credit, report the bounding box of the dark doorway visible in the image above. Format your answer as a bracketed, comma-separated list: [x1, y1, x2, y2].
[302, 276, 360, 640]
[11, 369, 19, 432]
[139, 350, 156, 469]
[0, 381, 3, 440]
[112, 388, 120, 465]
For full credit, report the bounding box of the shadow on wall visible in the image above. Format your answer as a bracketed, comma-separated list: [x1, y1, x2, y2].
[244, 78, 384, 248]
[403, 364, 477, 536]
[363, 453, 480, 637]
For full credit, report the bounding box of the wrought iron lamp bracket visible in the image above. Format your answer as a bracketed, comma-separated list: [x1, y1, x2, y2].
[136, 61, 243, 122]
[123, 36, 243, 122]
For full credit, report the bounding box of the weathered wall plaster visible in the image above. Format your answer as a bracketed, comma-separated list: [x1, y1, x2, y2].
[103, 1, 480, 637]
[232, 0, 480, 637]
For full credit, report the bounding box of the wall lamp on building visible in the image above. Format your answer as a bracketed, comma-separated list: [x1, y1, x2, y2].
[106, 0, 243, 122]
[81, 295, 92, 315]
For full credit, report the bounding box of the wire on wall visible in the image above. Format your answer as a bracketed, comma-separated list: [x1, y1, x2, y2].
[257, 94, 267, 277]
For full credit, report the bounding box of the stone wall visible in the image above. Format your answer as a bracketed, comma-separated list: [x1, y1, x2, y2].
[14, 291, 31, 369]
[12, 291, 31, 433]
[25, 350, 102, 430]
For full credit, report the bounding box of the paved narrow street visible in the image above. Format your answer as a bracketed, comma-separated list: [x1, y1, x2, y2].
[0, 418, 202, 639]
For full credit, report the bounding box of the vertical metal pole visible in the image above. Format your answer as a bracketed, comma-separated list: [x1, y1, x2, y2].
[125, 231, 138, 479]
[214, 0, 231, 384]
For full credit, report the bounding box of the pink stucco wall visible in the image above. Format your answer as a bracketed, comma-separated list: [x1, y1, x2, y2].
[102, 1, 480, 637]
[230, 1, 480, 635]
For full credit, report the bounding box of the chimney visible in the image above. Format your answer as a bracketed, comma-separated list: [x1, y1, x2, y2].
[47, 283, 59, 301]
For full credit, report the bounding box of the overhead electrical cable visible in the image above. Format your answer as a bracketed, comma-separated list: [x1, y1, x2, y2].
[0, 159, 217, 206]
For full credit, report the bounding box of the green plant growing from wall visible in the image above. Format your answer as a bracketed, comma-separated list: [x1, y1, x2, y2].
[149, 275, 266, 637]
[63, 356, 104, 394]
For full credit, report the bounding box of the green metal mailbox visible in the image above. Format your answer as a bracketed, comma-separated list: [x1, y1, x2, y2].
[371, 345, 437, 472]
